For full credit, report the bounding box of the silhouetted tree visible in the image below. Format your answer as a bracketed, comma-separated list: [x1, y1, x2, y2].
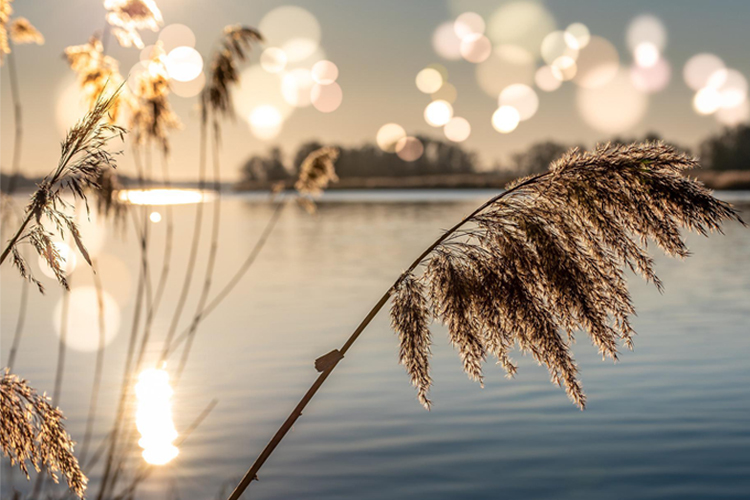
[241, 147, 291, 181]
[700, 124, 750, 171]
[512, 140, 574, 175]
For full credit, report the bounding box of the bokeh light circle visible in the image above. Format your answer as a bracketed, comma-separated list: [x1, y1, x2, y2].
[150, 211, 162, 223]
[683, 53, 725, 91]
[259, 6, 321, 63]
[454, 12, 485, 39]
[460, 34, 492, 63]
[234, 65, 293, 123]
[249, 105, 284, 140]
[431, 82, 457, 103]
[396, 137, 424, 162]
[630, 58, 670, 94]
[573, 36, 620, 89]
[416, 68, 444, 94]
[377, 123, 407, 153]
[499, 84, 539, 121]
[311, 82, 343, 113]
[312, 60, 339, 85]
[693, 87, 722, 115]
[541, 31, 578, 66]
[551, 56, 577, 81]
[486, 1, 556, 57]
[634, 42, 660, 68]
[54, 287, 121, 352]
[444, 117, 471, 142]
[433, 21, 463, 60]
[535, 65, 562, 92]
[282, 68, 315, 107]
[564, 23, 590, 50]
[424, 100, 454, 127]
[492, 106, 520, 133]
[158, 24, 196, 53]
[165, 46, 203, 82]
[577, 69, 648, 133]
[475, 44, 535, 97]
[261, 48, 288, 74]
[626, 14, 666, 52]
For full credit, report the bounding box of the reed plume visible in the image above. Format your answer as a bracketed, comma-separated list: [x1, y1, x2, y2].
[390, 141, 742, 408]
[9, 17, 43, 44]
[0, 370, 87, 498]
[65, 35, 129, 123]
[227, 141, 743, 500]
[0, 88, 126, 291]
[129, 43, 181, 155]
[203, 25, 263, 120]
[104, 0, 162, 49]
[1, 0, 43, 62]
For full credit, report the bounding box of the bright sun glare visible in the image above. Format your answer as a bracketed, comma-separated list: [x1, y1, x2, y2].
[135, 368, 179, 466]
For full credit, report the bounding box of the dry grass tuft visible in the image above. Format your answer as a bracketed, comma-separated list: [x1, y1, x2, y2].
[0, 88, 126, 292]
[390, 142, 743, 409]
[0, 370, 87, 497]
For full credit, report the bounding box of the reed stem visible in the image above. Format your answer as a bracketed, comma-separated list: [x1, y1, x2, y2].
[225, 174, 548, 500]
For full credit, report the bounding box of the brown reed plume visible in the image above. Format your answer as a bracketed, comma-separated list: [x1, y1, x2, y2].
[202, 25, 263, 121]
[130, 43, 181, 155]
[295, 146, 340, 213]
[1, 0, 44, 63]
[226, 141, 743, 500]
[0, 370, 87, 497]
[0, 88, 126, 291]
[65, 35, 130, 124]
[104, 0, 162, 49]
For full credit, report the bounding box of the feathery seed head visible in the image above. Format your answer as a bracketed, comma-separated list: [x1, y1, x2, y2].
[390, 141, 742, 410]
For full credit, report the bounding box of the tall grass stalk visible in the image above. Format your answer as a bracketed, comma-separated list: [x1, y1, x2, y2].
[226, 143, 743, 500]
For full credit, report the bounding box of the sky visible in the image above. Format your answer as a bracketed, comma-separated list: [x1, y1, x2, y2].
[2, 0, 750, 181]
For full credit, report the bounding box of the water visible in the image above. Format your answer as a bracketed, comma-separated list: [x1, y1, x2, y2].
[2, 190, 749, 500]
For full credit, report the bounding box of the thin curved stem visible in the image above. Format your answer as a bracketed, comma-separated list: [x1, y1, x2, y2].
[160, 118, 208, 361]
[164, 199, 286, 360]
[174, 118, 222, 383]
[225, 173, 549, 500]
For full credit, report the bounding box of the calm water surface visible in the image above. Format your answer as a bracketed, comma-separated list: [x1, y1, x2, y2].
[2, 190, 749, 500]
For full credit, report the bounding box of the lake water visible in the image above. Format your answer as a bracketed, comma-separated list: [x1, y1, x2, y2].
[2, 190, 749, 500]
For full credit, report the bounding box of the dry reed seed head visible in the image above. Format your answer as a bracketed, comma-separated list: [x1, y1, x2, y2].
[0, 370, 88, 497]
[6, 88, 126, 292]
[65, 36, 129, 123]
[203, 25, 263, 120]
[129, 42, 181, 153]
[104, 0, 163, 49]
[425, 250, 486, 385]
[295, 146, 340, 198]
[9, 17, 43, 44]
[0, 0, 12, 60]
[390, 272, 433, 409]
[389, 141, 741, 409]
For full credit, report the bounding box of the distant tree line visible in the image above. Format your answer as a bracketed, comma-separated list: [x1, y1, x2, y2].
[239, 125, 750, 185]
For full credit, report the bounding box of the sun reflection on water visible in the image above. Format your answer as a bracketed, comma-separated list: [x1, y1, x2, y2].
[118, 189, 212, 206]
[135, 368, 179, 466]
